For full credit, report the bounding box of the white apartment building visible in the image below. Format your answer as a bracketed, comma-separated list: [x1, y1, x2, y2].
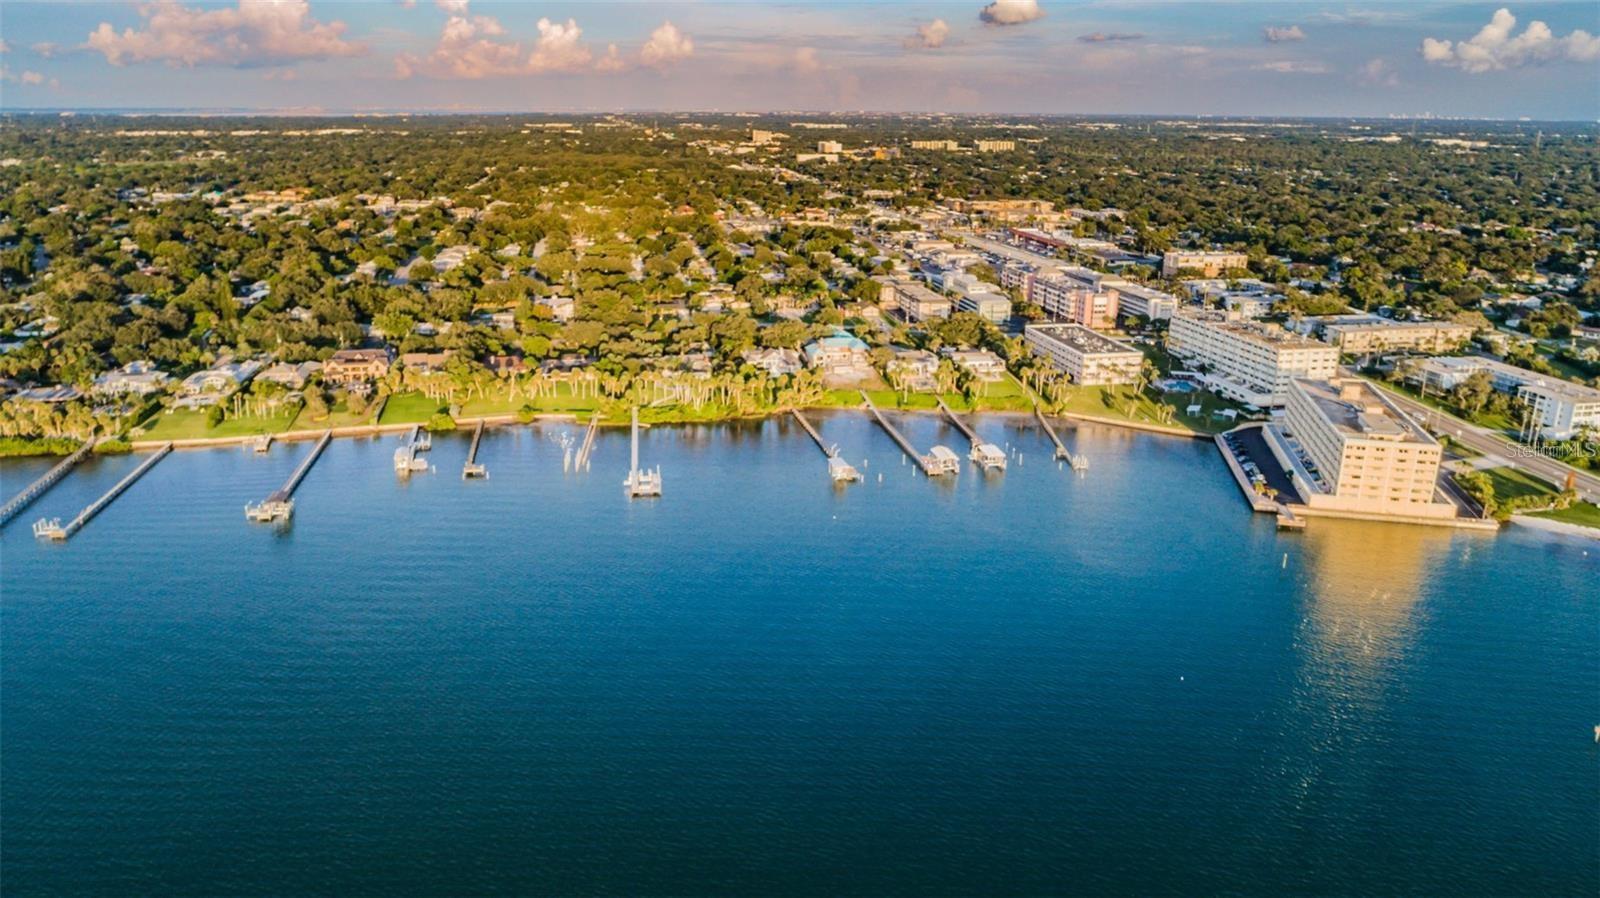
[975, 139, 1015, 152]
[879, 277, 952, 322]
[909, 139, 959, 151]
[957, 290, 1011, 324]
[1518, 379, 1600, 440]
[1162, 250, 1250, 278]
[1111, 283, 1180, 321]
[1167, 310, 1338, 407]
[1024, 323, 1143, 386]
[1276, 378, 1455, 520]
[817, 140, 843, 154]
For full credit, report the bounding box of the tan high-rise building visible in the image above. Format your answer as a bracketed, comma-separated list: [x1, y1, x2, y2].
[1279, 378, 1455, 519]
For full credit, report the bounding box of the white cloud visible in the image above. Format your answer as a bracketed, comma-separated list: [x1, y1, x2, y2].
[640, 21, 693, 67]
[1421, 7, 1600, 73]
[1263, 25, 1305, 43]
[1, 66, 57, 88]
[527, 17, 590, 72]
[596, 44, 627, 73]
[1078, 32, 1143, 43]
[1356, 57, 1398, 86]
[1252, 60, 1329, 74]
[905, 19, 951, 49]
[792, 46, 822, 75]
[397, 12, 592, 78]
[83, 0, 363, 67]
[979, 0, 1043, 27]
[435, 0, 470, 14]
[31, 42, 61, 59]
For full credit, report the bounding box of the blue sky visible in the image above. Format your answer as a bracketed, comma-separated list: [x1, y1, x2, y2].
[1, 1, 1595, 119]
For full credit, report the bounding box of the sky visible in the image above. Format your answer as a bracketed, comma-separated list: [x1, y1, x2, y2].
[0, 1, 1595, 119]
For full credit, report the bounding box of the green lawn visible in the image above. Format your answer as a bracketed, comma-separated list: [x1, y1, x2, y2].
[1532, 501, 1600, 529]
[136, 404, 300, 440]
[1480, 466, 1558, 502]
[1052, 382, 1239, 434]
[378, 391, 447, 425]
[293, 399, 380, 430]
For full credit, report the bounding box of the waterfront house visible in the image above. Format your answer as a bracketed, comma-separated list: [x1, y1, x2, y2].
[93, 361, 170, 397]
[255, 360, 321, 391]
[942, 349, 1007, 382]
[887, 349, 939, 392]
[742, 347, 803, 378]
[322, 348, 393, 385]
[803, 330, 871, 373]
[399, 351, 453, 374]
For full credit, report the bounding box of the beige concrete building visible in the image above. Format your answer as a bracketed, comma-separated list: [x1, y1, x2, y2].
[1162, 250, 1250, 278]
[1320, 320, 1475, 354]
[975, 139, 1015, 152]
[910, 139, 960, 151]
[1275, 378, 1455, 520]
[878, 277, 952, 323]
[1024, 323, 1143, 386]
[1168, 310, 1338, 407]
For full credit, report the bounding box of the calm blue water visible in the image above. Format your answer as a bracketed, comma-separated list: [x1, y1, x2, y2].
[2, 414, 1596, 896]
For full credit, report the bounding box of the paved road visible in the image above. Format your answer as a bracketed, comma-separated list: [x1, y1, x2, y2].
[1379, 384, 1600, 505]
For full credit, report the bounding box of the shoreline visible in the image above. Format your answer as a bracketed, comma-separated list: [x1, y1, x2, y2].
[98, 403, 1209, 452]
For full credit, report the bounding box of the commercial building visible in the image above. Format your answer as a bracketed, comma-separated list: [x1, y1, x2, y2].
[910, 139, 959, 151]
[1024, 323, 1143, 386]
[1167, 310, 1337, 407]
[1162, 250, 1250, 278]
[951, 200, 1054, 221]
[1275, 378, 1455, 520]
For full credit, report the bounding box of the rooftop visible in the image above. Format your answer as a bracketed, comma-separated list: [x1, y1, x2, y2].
[1026, 322, 1141, 356]
[1293, 378, 1435, 444]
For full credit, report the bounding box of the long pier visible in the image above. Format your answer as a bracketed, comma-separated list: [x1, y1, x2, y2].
[246, 430, 331, 522]
[462, 419, 487, 478]
[0, 440, 94, 530]
[792, 409, 860, 482]
[937, 398, 1005, 471]
[860, 391, 958, 476]
[1034, 403, 1087, 471]
[33, 443, 172, 540]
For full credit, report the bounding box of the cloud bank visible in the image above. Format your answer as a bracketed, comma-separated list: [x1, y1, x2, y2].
[84, 0, 363, 67]
[1421, 7, 1599, 73]
[979, 0, 1044, 27]
[1263, 25, 1306, 43]
[906, 19, 951, 49]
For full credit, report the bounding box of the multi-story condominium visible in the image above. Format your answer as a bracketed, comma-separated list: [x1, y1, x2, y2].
[1518, 379, 1600, 440]
[1277, 378, 1455, 520]
[957, 290, 1011, 324]
[750, 129, 782, 145]
[974, 139, 1015, 152]
[817, 140, 843, 154]
[879, 277, 952, 322]
[1027, 275, 1119, 328]
[1408, 356, 1527, 393]
[1318, 319, 1476, 354]
[1162, 250, 1250, 278]
[1110, 283, 1180, 321]
[1167, 310, 1337, 407]
[1024, 323, 1143, 386]
[910, 139, 960, 151]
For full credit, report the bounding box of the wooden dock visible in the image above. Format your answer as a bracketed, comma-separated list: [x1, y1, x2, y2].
[33, 443, 172, 541]
[624, 407, 662, 497]
[246, 430, 331, 522]
[791, 409, 860, 482]
[937, 397, 1005, 471]
[574, 412, 600, 471]
[860, 391, 958, 476]
[0, 440, 93, 530]
[1034, 403, 1087, 471]
[462, 419, 488, 478]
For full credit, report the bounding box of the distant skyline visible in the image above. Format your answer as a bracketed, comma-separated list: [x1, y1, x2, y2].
[1, 1, 1596, 120]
